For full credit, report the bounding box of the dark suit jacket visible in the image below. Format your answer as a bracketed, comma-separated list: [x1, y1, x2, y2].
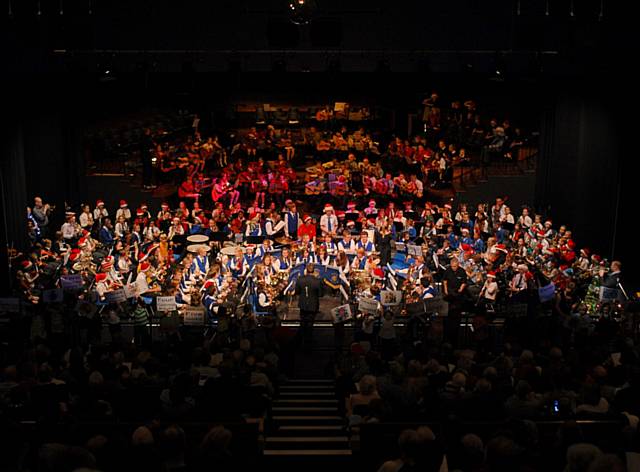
[295, 274, 323, 312]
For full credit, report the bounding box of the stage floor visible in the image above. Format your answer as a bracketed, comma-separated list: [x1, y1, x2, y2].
[280, 295, 343, 322]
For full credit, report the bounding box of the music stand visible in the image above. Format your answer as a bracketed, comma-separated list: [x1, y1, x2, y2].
[246, 236, 264, 245]
[404, 211, 417, 221]
[210, 232, 230, 242]
[345, 213, 360, 222]
[393, 221, 405, 233]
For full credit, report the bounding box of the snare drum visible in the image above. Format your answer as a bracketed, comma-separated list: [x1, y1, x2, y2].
[187, 244, 211, 253]
[187, 234, 209, 244]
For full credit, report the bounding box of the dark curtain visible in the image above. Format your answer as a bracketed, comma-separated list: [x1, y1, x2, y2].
[0, 124, 29, 295]
[535, 91, 621, 259]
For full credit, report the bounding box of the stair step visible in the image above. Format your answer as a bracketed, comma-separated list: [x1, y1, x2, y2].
[280, 392, 335, 397]
[281, 385, 334, 390]
[273, 407, 337, 412]
[264, 449, 352, 456]
[286, 379, 334, 384]
[273, 416, 343, 424]
[275, 399, 338, 404]
[280, 425, 344, 431]
[266, 436, 349, 443]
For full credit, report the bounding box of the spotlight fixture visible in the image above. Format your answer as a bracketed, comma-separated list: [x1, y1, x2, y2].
[569, 0, 575, 17]
[288, 0, 316, 26]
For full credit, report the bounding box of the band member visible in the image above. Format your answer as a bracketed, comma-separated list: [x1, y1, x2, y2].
[265, 211, 285, 238]
[255, 238, 274, 259]
[79, 205, 94, 230]
[116, 200, 131, 222]
[338, 230, 357, 253]
[323, 234, 338, 256]
[274, 247, 294, 272]
[296, 247, 317, 266]
[357, 231, 375, 254]
[351, 247, 368, 270]
[190, 246, 210, 277]
[229, 247, 248, 278]
[480, 271, 499, 307]
[284, 202, 301, 240]
[245, 213, 263, 238]
[320, 204, 339, 238]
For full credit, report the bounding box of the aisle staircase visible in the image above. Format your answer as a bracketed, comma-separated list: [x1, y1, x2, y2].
[264, 378, 352, 468]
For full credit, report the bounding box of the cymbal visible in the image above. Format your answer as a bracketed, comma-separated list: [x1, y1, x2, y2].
[275, 237, 294, 246]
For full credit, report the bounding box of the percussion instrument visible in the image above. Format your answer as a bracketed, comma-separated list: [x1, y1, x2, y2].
[275, 237, 294, 246]
[220, 246, 240, 256]
[187, 244, 211, 253]
[187, 234, 210, 244]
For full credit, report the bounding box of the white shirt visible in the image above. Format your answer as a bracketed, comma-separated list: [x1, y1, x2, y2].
[320, 214, 339, 235]
[116, 208, 131, 221]
[135, 272, 150, 294]
[93, 207, 109, 220]
[61, 222, 78, 240]
[79, 212, 94, 228]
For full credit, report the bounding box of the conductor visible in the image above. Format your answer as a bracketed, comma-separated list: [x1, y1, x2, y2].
[295, 263, 324, 352]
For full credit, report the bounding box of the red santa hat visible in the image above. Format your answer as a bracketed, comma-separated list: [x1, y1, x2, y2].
[65, 211, 76, 218]
[141, 203, 148, 210]
[95, 272, 108, 283]
[78, 237, 88, 248]
[136, 209, 145, 217]
[461, 228, 470, 234]
[444, 203, 452, 210]
[372, 268, 385, 279]
[161, 202, 169, 209]
[69, 250, 81, 262]
[336, 211, 346, 219]
[494, 244, 508, 253]
[346, 220, 356, 228]
[580, 248, 590, 257]
[21, 260, 33, 270]
[487, 271, 497, 278]
[139, 261, 151, 272]
[101, 256, 114, 270]
[96, 199, 104, 207]
[203, 279, 216, 290]
[347, 202, 357, 209]
[323, 204, 334, 213]
[119, 200, 127, 208]
[303, 215, 312, 223]
[461, 243, 473, 252]
[368, 199, 376, 207]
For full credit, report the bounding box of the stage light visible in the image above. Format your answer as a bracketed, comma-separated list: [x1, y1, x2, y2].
[569, 0, 575, 17]
[37, 0, 42, 16]
[288, 0, 316, 26]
